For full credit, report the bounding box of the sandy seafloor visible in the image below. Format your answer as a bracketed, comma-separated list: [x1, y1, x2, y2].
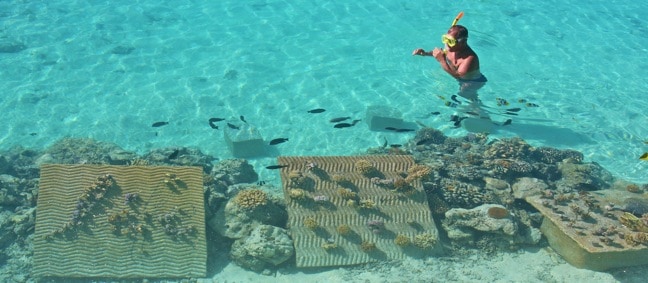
[208, 247, 641, 283]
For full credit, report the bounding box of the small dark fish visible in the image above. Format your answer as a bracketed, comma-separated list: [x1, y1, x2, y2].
[452, 117, 467, 128]
[209, 117, 225, 123]
[451, 95, 462, 104]
[395, 128, 415, 132]
[329, 116, 351, 123]
[266, 165, 289, 170]
[502, 119, 512, 126]
[445, 101, 458, 108]
[416, 139, 430, 146]
[517, 99, 528, 103]
[208, 119, 220, 129]
[390, 144, 402, 148]
[450, 115, 460, 122]
[640, 152, 648, 161]
[382, 137, 388, 148]
[430, 111, 441, 115]
[465, 111, 479, 116]
[152, 121, 169, 127]
[168, 149, 180, 160]
[504, 112, 519, 116]
[506, 108, 522, 112]
[496, 98, 510, 106]
[307, 108, 326, 113]
[257, 181, 266, 186]
[526, 103, 540, 107]
[334, 123, 353, 128]
[269, 138, 289, 145]
[29, 132, 37, 136]
[385, 127, 398, 131]
[240, 115, 247, 123]
[227, 123, 240, 130]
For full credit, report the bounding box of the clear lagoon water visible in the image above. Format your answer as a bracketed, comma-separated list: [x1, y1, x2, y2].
[2, 0, 647, 185]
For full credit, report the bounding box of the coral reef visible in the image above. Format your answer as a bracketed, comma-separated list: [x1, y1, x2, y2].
[210, 159, 258, 186]
[442, 204, 519, 241]
[44, 138, 129, 166]
[394, 234, 411, 247]
[557, 160, 614, 191]
[360, 240, 376, 252]
[337, 188, 357, 199]
[288, 189, 306, 200]
[412, 127, 447, 145]
[331, 173, 351, 184]
[0, 116, 642, 277]
[619, 212, 648, 233]
[413, 233, 437, 249]
[303, 217, 319, 230]
[530, 146, 583, 164]
[208, 187, 286, 239]
[142, 147, 214, 170]
[487, 206, 510, 219]
[230, 225, 294, 272]
[233, 189, 268, 209]
[406, 164, 432, 182]
[358, 199, 377, 209]
[321, 241, 338, 251]
[288, 170, 305, 186]
[355, 159, 378, 176]
[336, 224, 352, 235]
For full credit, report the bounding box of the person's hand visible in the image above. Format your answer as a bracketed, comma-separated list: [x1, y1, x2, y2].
[431, 48, 445, 60]
[412, 48, 425, 56]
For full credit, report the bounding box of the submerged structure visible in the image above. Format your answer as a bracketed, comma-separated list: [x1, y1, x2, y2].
[527, 190, 648, 271]
[278, 155, 441, 267]
[33, 164, 206, 279]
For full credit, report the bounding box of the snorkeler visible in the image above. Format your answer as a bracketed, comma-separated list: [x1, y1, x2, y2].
[412, 13, 500, 132]
[412, 24, 486, 102]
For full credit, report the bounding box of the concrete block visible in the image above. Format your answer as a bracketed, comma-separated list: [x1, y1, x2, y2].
[365, 105, 403, 131]
[223, 123, 267, 158]
[526, 192, 648, 271]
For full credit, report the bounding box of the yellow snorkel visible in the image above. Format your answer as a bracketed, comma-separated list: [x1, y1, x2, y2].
[442, 12, 464, 53]
[450, 11, 464, 27]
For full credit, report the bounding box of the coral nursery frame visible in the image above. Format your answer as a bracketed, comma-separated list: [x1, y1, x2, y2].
[278, 155, 440, 267]
[33, 164, 206, 279]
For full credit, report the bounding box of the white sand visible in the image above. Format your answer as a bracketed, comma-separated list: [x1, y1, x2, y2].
[206, 247, 643, 283]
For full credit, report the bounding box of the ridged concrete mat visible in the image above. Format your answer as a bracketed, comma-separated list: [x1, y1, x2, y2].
[33, 164, 206, 279]
[278, 156, 438, 267]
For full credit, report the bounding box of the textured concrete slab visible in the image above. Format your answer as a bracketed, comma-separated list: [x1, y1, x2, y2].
[527, 191, 648, 271]
[278, 155, 440, 267]
[33, 164, 206, 279]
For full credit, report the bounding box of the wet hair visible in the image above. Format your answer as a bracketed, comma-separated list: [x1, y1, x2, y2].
[448, 25, 468, 39]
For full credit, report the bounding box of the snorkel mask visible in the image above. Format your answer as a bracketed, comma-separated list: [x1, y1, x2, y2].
[441, 34, 464, 47]
[442, 11, 464, 48]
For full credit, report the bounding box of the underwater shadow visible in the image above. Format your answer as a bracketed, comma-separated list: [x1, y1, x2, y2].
[493, 122, 593, 147]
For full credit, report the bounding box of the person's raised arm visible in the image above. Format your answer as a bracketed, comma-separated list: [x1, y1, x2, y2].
[412, 48, 431, 56]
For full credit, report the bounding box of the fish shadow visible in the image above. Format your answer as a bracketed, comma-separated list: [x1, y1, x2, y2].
[495, 122, 593, 147]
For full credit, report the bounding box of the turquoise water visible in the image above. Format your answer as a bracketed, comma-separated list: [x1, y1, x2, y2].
[1, 1, 647, 183]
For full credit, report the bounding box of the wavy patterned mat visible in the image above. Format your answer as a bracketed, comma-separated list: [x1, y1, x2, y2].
[33, 165, 206, 279]
[278, 156, 439, 267]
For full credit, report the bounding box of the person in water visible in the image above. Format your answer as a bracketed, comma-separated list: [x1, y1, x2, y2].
[412, 25, 486, 102]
